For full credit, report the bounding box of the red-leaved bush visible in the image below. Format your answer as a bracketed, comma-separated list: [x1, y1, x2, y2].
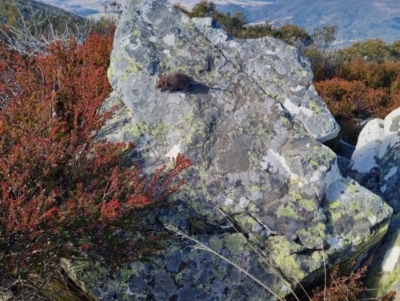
[311, 263, 368, 301]
[0, 30, 191, 283]
[311, 58, 400, 144]
[315, 75, 400, 143]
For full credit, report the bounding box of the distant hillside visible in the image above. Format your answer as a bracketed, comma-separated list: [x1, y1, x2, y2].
[214, 0, 400, 48]
[6, 0, 400, 48]
[0, 0, 85, 30]
[36, 0, 127, 17]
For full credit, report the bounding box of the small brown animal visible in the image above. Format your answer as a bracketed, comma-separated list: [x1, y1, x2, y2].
[155, 72, 192, 92]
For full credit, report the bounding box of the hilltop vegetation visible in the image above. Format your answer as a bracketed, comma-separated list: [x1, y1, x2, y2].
[216, 0, 400, 48]
[0, 0, 118, 52]
[0, 0, 85, 32]
[308, 40, 400, 144]
[174, 1, 312, 46]
[177, 0, 400, 145]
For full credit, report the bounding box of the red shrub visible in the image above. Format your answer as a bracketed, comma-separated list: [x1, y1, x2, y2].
[314, 77, 400, 143]
[0, 32, 191, 278]
[314, 78, 389, 119]
[311, 263, 368, 301]
[310, 55, 400, 144]
[335, 60, 400, 89]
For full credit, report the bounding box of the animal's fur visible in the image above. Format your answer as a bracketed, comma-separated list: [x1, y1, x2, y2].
[155, 73, 192, 92]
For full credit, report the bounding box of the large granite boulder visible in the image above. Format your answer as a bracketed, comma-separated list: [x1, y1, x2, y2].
[81, 0, 393, 300]
[350, 107, 400, 212]
[364, 212, 400, 300]
[348, 108, 400, 299]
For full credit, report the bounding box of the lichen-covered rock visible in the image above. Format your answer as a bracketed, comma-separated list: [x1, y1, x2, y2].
[349, 118, 384, 196]
[190, 17, 339, 143]
[350, 107, 400, 211]
[348, 107, 400, 298]
[323, 177, 391, 247]
[379, 108, 400, 212]
[80, 0, 392, 299]
[364, 212, 400, 300]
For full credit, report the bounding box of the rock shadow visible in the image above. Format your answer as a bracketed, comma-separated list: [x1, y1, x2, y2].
[187, 83, 210, 95]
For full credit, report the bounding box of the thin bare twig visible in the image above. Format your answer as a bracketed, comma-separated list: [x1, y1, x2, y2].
[165, 224, 287, 301]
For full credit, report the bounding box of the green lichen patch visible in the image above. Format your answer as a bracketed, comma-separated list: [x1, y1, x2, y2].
[277, 195, 315, 220]
[296, 224, 327, 250]
[309, 100, 322, 115]
[107, 65, 115, 79]
[277, 202, 300, 219]
[290, 192, 318, 212]
[325, 199, 345, 223]
[267, 236, 305, 282]
[132, 29, 142, 39]
[223, 233, 247, 255]
[301, 198, 318, 212]
[209, 236, 223, 253]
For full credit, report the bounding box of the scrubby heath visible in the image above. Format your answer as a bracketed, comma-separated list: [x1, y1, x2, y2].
[0, 0, 399, 300]
[309, 41, 400, 144]
[0, 25, 191, 299]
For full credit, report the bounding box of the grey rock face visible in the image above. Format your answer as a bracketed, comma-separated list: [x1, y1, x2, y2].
[85, 0, 392, 300]
[363, 212, 400, 300]
[348, 108, 400, 300]
[350, 108, 400, 211]
[190, 17, 339, 143]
